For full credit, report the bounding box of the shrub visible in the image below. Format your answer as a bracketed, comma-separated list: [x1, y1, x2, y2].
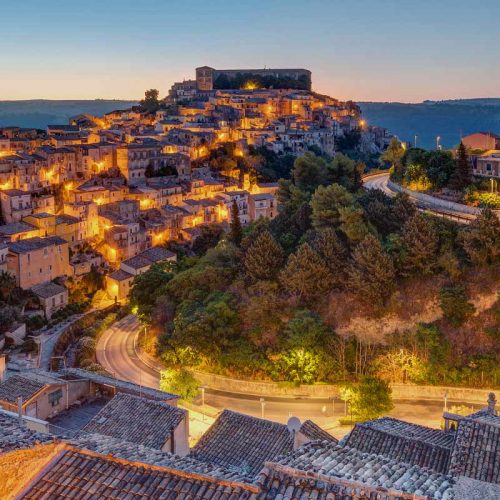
[160, 369, 200, 401]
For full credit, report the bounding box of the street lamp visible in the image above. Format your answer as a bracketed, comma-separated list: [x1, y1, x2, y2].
[259, 398, 266, 419]
[436, 136, 441, 150]
[444, 390, 448, 412]
[414, 135, 418, 148]
[330, 396, 335, 417]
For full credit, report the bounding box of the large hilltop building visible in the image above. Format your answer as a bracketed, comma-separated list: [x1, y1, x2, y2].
[195, 66, 312, 91]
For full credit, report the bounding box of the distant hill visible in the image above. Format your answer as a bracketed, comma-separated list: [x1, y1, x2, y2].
[0, 100, 138, 130]
[359, 99, 500, 149]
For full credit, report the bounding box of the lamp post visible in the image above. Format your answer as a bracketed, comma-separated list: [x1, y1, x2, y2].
[414, 135, 418, 148]
[330, 396, 335, 417]
[260, 398, 266, 419]
[444, 390, 448, 412]
[436, 136, 441, 150]
[200, 385, 207, 422]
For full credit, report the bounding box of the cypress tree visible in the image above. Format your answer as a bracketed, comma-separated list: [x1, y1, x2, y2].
[449, 142, 471, 191]
[228, 200, 243, 246]
[244, 230, 284, 281]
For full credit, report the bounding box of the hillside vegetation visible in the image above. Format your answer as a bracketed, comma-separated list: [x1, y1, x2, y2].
[131, 152, 500, 389]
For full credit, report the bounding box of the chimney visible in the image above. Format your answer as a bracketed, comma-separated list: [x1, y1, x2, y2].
[487, 392, 497, 415]
[170, 427, 175, 454]
[17, 396, 23, 421]
[0, 355, 6, 383]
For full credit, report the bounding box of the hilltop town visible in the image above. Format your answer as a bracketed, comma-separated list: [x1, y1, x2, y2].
[0, 66, 390, 323]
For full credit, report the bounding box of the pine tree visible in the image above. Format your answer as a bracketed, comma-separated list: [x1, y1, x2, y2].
[244, 230, 284, 281]
[400, 213, 439, 276]
[228, 200, 243, 246]
[311, 228, 348, 288]
[280, 243, 333, 303]
[449, 142, 471, 191]
[348, 234, 396, 307]
[310, 183, 354, 230]
[460, 208, 500, 266]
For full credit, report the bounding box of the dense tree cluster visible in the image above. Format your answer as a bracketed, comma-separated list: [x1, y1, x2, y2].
[131, 151, 500, 388]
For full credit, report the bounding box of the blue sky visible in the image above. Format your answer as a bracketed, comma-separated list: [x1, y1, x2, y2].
[2, 0, 499, 101]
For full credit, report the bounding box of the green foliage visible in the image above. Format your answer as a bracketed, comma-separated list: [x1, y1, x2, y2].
[381, 137, 405, 168]
[280, 243, 333, 303]
[228, 200, 243, 246]
[310, 183, 354, 230]
[400, 214, 439, 276]
[449, 142, 471, 191]
[213, 72, 311, 91]
[348, 234, 396, 307]
[459, 208, 500, 266]
[139, 88, 160, 113]
[439, 285, 476, 327]
[0, 305, 19, 333]
[129, 262, 174, 322]
[343, 376, 394, 423]
[160, 369, 199, 401]
[192, 224, 224, 256]
[244, 230, 284, 281]
[292, 152, 328, 193]
[272, 348, 320, 385]
[336, 128, 361, 153]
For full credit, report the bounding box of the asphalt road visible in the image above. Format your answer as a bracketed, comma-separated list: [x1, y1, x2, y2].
[96, 315, 477, 434]
[363, 172, 475, 224]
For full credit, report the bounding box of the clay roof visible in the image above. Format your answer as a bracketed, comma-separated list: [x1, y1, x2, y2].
[0, 375, 47, 404]
[59, 368, 178, 401]
[22, 449, 259, 499]
[256, 441, 456, 499]
[0, 411, 53, 453]
[299, 420, 338, 444]
[449, 412, 500, 484]
[8, 236, 66, 254]
[189, 410, 294, 476]
[344, 417, 454, 473]
[31, 281, 67, 299]
[72, 433, 254, 483]
[82, 393, 186, 449]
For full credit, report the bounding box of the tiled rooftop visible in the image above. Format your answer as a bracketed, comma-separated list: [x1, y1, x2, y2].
[257, 441, 456, 499]
[31, 281, 67, 299]
[8, 236, 66, 253]
[0, 411, 53, 453]
[0, 374, 47, 404]
[344, 417, 454, 473]
[22, 449, 259, 499]
[58, 368, 179, 401]
[449, 411, 500, 484]
[190, 410, 294, 476]
[83, 393, 186, 449]
[299, 420, 338, 444]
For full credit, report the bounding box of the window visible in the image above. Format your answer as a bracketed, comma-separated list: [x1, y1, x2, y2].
[48, 389, 63, 407]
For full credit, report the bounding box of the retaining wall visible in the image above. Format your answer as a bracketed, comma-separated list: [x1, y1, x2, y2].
[191, 370, 495, 404]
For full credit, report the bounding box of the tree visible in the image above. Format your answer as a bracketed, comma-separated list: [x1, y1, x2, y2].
[338, 206, 371, 244]
[228, 200, 243, 246]
[140, 89, 160, 113]
[280, 243, 333, 303]
[273, 348, 320, 384]
[440, 285, 476, 327]
[192, 224, 224, 255]
[348, 234, 395, 307]
[460, 208, 500, 266]
[400, 214, 439, 276]
[328, 154, 360, 191]
[129, 262, 174, 321]
[381, 138, 405, 169]
[292, 152, 328, 193]
[160, 369, 199, 401]
[310, 184, 354, 230]
[349, 376, 394, 422]
[0, 305, 18, 334]
[0, 271, 16, 303]
[311, 228, 348, 287]
[244, 231, 284, 281]
[449, 142, 471, 191]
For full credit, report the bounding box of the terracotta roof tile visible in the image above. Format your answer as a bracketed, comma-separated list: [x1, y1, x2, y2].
[82, 393, 186, 449]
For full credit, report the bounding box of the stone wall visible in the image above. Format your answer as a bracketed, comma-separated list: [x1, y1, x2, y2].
[191, 370, 495, 404]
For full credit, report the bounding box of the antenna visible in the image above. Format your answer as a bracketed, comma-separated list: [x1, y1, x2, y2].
[287, 416, 301, 433]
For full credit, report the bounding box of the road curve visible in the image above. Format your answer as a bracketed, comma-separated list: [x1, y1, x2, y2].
[363, 172, 475, 223]
[96, 315, 477, 431]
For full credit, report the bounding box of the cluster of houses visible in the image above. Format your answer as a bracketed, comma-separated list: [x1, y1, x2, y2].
[462, 132, 500, 184]
[0, 66, 391, 342]
[0, 356, 497, 498]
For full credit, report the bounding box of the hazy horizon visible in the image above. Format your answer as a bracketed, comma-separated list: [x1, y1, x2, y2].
[2, 0, 499, 102]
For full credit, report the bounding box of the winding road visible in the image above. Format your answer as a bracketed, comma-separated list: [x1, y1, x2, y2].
[96, 315, 477, 435]
[363, 172, 476, 223]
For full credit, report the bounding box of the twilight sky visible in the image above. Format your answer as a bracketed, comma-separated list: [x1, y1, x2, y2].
[2, 0, 499, 102]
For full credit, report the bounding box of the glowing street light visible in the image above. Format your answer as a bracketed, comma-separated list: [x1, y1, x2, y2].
[436, 136, 441, 150]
